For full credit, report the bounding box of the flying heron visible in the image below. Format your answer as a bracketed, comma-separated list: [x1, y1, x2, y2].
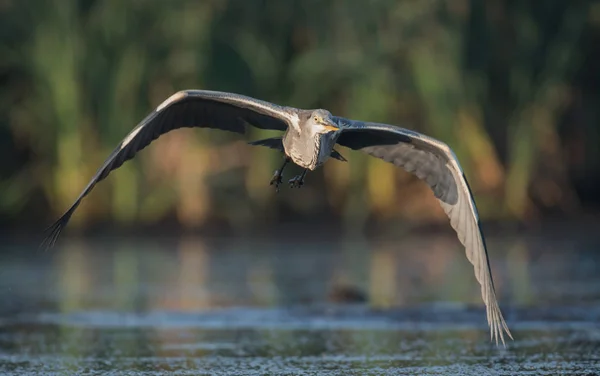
[41, 89, 512, 344]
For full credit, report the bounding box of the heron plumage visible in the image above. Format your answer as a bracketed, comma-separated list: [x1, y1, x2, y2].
[41, 89, 511, 346]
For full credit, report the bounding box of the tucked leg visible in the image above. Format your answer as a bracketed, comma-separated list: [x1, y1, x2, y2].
[288, 169, 308, 188]
[270, 157, 290, 192]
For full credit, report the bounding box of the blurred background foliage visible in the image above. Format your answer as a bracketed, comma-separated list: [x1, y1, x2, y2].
[1, 0, 599, 234]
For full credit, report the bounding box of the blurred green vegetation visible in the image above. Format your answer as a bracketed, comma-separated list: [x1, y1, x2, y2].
[1, 0, 599, 231]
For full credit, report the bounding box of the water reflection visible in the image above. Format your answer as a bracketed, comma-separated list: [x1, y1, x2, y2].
[0, 234, 599, 373]
[43, 234, 523, 312]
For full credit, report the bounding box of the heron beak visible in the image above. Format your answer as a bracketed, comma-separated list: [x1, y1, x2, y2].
[321, 121, 339, 132]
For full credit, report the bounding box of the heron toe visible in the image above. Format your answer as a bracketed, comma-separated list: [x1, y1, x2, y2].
[288, 175, 304, 188]
[270, 170, 283, 192]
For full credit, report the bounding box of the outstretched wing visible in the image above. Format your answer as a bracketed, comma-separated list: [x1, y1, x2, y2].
[335, 117, 512, 345]
[41, 90, 297, 250]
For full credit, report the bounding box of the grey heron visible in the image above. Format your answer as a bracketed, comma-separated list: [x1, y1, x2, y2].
[41, 89, 512, 345]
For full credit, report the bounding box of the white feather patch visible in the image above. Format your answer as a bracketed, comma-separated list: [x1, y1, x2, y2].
[156, 91, 187, 112]
[120, 126, 144, 150]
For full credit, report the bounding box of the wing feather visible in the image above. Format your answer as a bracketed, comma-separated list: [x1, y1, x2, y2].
[336, 118, 512, 345]
[41, 90, 296, 249]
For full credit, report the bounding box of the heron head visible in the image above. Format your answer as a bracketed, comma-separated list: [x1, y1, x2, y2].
[309, 109, 339, 134]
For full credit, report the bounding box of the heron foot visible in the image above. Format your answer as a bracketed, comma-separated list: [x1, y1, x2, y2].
[270, 170, 284, 192]
[288, 175, 305, 188]
[270, 157, 291, 193]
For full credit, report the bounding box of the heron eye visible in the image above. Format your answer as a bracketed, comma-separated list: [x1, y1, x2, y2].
[314, 116, 319, 122]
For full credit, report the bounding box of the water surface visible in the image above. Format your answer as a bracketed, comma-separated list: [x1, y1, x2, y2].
[0, 234, 598, 374]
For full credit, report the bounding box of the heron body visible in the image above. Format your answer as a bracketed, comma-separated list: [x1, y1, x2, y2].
[41, 89, 512, 345]
[282, 109, 342, 170]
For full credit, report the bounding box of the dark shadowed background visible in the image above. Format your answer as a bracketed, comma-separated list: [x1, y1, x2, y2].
[2, 0, 600, 233]
[0, 1, 599, 374]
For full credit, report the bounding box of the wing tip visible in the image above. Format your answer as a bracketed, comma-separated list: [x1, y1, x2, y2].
[39, 221, 64, 252]
[493, 327, 513, 348]
[39, 206, 77, 252]
[489, 306, 513, 347]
